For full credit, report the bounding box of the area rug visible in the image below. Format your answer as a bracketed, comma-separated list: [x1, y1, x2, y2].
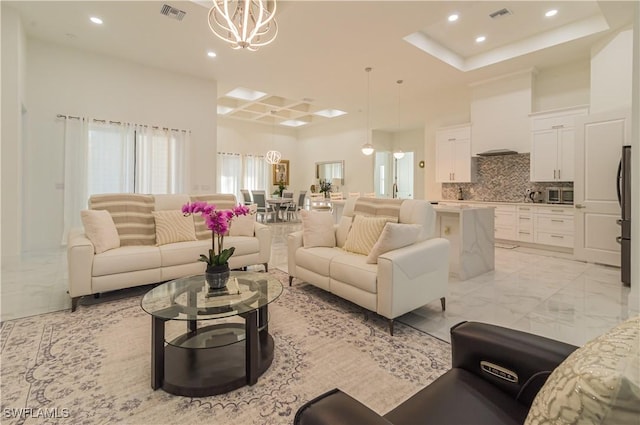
[0, 270, 451, 425]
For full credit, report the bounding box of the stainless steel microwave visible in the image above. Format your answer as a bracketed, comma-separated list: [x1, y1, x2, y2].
[546, 187, 573, 204]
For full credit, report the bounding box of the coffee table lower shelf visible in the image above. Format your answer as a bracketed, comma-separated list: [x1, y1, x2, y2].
[162, 329, 274, 397]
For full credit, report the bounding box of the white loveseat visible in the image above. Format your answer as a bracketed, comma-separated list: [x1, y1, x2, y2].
[67, 193, 271, 311]
[288, 197, 450, 334]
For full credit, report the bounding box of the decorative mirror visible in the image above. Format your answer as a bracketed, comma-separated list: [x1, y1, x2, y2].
[315, 160, 344, 184]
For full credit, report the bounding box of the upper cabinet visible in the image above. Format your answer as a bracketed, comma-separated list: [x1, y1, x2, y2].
[435, 124, 477, 183]
[530, 106, 589, 182]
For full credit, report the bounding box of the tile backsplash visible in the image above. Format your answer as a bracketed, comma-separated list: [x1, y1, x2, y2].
[441, 153, 573, 202]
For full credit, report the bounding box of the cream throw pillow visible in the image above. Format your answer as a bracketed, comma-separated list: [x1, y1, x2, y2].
[152, 210, 197, 246]
[366, 223, 421, 264]
[343, 215, 394, 256]
[525, 315, 640, 425]
[229, 214, 255, 237]
[335, 216, 353, 248]
[301, 210, 336, 248]
[81, 209, 121, 254]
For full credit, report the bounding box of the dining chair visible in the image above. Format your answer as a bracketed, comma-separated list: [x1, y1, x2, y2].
[287, 190, 306, 220]
[240, 189, 252, 205]
[309, 193, 331, 212]
[279, 191, 294, 220]
[348, 192, 361, 198]
[363, 192, 376, 198]
[250, 190, 275, 223]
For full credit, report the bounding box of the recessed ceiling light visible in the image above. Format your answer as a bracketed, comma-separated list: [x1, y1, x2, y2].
[545, 9, 558, 17]
[90, 16, 103, 25]
[314, 109, 347, 118]
[225, 87, 267, 101]
[475, 36, 486, 43]
[448, 14, 459, 22]
[280, 119, 308, 127]
[207, 51, 217, 58]
[217, 106, 233, 115]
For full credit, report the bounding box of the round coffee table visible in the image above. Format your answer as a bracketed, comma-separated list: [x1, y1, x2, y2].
[140, 271, 283, 397]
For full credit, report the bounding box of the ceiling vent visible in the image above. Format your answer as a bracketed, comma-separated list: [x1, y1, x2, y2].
[489, 8, 512, 19]
[160, 4, 186, 21]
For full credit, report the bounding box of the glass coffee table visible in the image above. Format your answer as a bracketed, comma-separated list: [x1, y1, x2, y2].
[141, 271, 283, 397]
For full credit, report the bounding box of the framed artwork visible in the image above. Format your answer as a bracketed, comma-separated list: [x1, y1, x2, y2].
[272, 160, 289, 185]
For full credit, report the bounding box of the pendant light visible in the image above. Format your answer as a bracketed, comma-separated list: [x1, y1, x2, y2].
[393, 79, 405, 160]
[265, 111, 281, 164]
[361, 67, 374, 155]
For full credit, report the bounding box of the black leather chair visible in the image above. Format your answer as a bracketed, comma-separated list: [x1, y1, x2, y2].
[294, 321, 578, 425]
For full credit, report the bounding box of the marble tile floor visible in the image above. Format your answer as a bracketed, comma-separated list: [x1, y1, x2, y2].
[1, 221, 636, 348]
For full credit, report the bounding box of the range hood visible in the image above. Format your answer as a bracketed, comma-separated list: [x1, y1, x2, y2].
[476, 149, 519, 157]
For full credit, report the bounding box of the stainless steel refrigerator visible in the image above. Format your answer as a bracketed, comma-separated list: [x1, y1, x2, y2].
[617, 145, 631, 286]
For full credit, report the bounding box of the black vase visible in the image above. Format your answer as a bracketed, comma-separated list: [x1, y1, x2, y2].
[205, 264, 230, 289]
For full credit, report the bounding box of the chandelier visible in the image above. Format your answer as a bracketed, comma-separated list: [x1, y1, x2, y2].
[361, 67, 374, 156]
[208, 0, 278, 51]
[265, 150, 281, 164]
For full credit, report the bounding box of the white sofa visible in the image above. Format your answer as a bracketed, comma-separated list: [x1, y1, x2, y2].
[67, 193, 271, 311]
[288, 197, 450, 334]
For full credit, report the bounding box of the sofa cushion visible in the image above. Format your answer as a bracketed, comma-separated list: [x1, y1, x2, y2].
[330, 253, 378, 293]
[336, 216, 353, 248]
[224, 236, 259, 257]
[353, 198, 402, 219]
[301, 210, 336, 248]
[92, 246, 161, 277]
[296, 247, 343, 277]
[152, 210, 196, 245]
[343, 215, 394, 256]
[80, 209, 120, 254]
[366, 223, 421, 264]
[89, 193, 156, 246]
[229, 214, 255, 237]
[158, 240, 211, 267]
[525, 315, 640, 425]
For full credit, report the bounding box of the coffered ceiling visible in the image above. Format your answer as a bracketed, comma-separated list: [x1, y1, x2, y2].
[7, 1, 636, 129]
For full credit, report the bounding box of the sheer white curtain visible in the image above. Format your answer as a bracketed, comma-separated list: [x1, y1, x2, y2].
[62, 117, 90, 243]
[243, 155, 269, 192]
[136, 126, 189, 194]
[87, 121, 134, 195]
[217, 152, 242, 197]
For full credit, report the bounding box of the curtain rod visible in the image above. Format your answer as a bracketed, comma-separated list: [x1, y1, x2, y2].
[217, 152, 265, 157]
[56, 114, 190, 133]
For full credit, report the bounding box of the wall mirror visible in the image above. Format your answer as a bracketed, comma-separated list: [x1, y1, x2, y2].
[315, 160, 344, 184]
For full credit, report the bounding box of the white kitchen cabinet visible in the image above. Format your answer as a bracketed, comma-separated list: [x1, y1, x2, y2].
[435, 125, 477, 183]
[517, 206, 534, 242]
[476, 203, 516, 241]
[535, 206, 575, 248]
[530, 106, 588, 182]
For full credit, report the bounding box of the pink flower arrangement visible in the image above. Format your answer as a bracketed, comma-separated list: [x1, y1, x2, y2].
[182, 201, 251, 267]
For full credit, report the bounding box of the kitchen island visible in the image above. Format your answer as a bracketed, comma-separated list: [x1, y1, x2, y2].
[433, 205, 495, 280]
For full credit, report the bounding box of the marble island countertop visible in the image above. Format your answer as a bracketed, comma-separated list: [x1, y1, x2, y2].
[432, 204, 492, 213]
[438, 199, 575, 208]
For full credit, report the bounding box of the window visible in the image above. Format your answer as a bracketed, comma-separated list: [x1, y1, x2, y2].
[216, 153, 270, 199]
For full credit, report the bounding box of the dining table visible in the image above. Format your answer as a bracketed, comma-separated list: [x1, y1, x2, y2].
[266, 198, 295, 222]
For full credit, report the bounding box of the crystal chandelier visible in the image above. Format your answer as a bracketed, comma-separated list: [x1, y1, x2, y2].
[208, 0, 278, 51]
[361, 67, 374, 156]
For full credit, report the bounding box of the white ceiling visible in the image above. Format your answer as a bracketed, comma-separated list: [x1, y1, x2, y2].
[8, 1, 635, 130]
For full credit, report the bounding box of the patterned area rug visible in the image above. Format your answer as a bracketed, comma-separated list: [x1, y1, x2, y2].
[0, 270, 451, 425]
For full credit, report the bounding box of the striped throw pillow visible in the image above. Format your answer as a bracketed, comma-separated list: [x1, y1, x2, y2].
[343, 215, 395, 256]
[190, 194, 238, 240]
[89, 194, 156, 246]
[152, 210, 196, 246]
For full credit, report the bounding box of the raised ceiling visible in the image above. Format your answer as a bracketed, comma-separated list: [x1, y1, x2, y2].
[7, 1, 635, 129]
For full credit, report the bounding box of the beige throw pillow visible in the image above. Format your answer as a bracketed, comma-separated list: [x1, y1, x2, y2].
[366, 223, 421, 264]
[343, 215, 394, 256]
[152, 210, 197, 246]
[229, 214, 255, 237]
[81, 209, 121, 254]
[301, 210, 336, 248]
[525, 315, 640, 425]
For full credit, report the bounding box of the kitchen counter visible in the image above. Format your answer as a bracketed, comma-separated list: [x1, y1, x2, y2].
[439, 200, 575, 207]
[433, 205, 495, 280]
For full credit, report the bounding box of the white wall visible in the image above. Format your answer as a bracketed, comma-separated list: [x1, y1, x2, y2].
[470, 71, 533, 155]
[24, 40, 217, 251]
[533, 59, 590, 112]
[297, 115, 375, 195]
[217, 117, 298, 191]
[590, 28, 634, 114]
[1, 4, 27, 259]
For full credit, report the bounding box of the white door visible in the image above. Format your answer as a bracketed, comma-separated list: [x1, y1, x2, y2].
[574, 109, 631, 266]
[395, 152, 414, 199]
